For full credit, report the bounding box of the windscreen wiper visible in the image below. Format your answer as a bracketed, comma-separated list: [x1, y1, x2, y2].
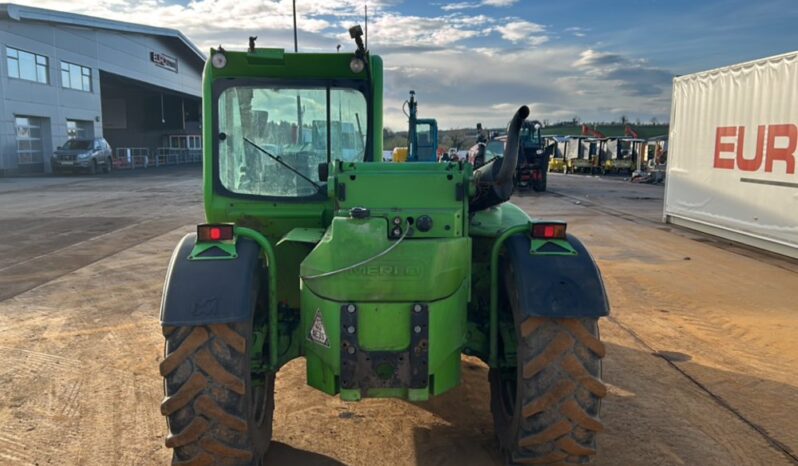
[243, 137, 322, 190]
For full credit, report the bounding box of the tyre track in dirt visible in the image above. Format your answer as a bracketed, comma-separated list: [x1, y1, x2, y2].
[0, 216, 197, 302]
[0, 167, 203, 303]
[0, 227, 189, 466]
[609, 315, 798, 464]
[2, 170, 797, 465]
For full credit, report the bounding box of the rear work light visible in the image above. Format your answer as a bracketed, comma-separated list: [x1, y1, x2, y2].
[197, 224, 235, 242]
[531, 222, 567, 240]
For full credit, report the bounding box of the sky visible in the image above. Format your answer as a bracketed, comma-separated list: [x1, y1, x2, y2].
[16, 0, 798, 129]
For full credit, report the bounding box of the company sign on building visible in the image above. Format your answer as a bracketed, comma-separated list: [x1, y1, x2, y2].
[150, 51, 178, 72]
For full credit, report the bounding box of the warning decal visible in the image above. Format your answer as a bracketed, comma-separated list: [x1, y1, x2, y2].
[308, 309, 330, 348]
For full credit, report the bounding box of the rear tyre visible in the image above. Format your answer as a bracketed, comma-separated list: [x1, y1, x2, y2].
[103, 157, 112, 174]
[160, 282, 274, 465]
[491, 263, 606, 464]
[532, 173, 547, 192]
[89, 160, 97, 175]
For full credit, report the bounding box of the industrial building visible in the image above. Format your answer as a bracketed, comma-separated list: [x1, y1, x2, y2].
[0, 3, 204, 175]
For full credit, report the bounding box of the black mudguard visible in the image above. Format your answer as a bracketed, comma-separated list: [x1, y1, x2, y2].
[160, 233, 263, 326]
[502, 233, 609, 318]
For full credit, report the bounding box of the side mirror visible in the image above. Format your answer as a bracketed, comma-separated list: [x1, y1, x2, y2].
[317, 162, 329, 182]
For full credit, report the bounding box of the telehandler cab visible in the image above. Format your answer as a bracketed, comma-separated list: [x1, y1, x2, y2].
[159, 26, 609, 466]
[404, 90, 439, 162]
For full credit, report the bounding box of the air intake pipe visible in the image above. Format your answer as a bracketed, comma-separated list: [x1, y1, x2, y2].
[469, 105, 529, 211]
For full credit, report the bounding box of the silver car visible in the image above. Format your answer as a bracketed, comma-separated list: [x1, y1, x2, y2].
[51, 138, 113, 175]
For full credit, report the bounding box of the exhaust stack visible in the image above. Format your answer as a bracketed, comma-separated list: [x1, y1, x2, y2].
[469, 105, 529, 211]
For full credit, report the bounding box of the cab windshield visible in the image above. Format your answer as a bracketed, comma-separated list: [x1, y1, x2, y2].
[486, 140, 505, 157]
[520, 126, 541, 147]
[217, 86, 368, 197]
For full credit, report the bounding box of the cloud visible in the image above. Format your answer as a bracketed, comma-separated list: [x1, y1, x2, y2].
[574, 49, 626, 68]
[564, 26, 587, 38]
[16, 0, 673, 128]
[440, 0, 518, 11]
[495, 20, 548, 45]
[353, 12, 493, 49]
[381, 46, 671, 129]
[573, 49, 673, 97]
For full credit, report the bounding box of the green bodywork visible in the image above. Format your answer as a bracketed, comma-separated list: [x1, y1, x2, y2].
[195, 46, 573, 402]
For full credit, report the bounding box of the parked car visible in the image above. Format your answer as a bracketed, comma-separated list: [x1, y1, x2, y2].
[51, 138, 113, 175]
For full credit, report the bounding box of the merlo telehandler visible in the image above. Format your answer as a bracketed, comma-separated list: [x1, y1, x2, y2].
[159, 26, 609, 466]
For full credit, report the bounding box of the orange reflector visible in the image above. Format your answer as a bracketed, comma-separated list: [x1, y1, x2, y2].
[197, 224, 234, 242]
[531, 223, 566, 239]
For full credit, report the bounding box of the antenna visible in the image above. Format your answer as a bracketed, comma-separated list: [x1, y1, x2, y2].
[292, 0, 298, 52]
[364, 4, 368, 50]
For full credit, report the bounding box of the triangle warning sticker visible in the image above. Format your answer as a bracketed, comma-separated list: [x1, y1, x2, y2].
[308, 309, 330, 348]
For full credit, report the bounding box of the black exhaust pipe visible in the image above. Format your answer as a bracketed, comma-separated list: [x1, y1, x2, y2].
[469, 105, 529, 211]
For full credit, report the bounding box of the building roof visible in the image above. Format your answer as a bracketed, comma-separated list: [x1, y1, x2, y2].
[0, 3, 205, 63]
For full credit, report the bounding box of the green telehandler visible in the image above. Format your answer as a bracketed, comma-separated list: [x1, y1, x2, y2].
[159, 26, 609, 466]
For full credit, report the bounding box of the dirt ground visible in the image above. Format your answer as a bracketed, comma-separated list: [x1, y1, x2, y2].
[1, 167, 797, 465]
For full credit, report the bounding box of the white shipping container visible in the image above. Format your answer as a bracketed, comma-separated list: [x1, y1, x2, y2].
[665, 51, 798, 259]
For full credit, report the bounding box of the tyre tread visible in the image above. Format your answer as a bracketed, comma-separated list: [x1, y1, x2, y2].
[161, 373, 208, 415]
[160, 327, 209, 377]
[496, 317, 606, 465]
[194, 348, 246, 395]
[161, 323, 272, 466]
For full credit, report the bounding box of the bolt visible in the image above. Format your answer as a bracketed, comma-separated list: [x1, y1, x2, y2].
[347, 346, 356, 354]
[347, 326, 356, 334]
[346, 304, 356, 313]
[393, 216, 402, 225]
[413, 304, 423, 313]
[414, 325, 422, 334]
[392, 227, 402, 237]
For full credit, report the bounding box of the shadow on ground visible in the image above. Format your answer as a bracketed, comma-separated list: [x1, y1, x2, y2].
[405, 342, 798, 466]
[264, 441, 348, 465]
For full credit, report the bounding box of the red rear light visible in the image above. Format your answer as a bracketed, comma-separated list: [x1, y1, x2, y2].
[197, 224, 234, 242]
[531, 223, 567, 239]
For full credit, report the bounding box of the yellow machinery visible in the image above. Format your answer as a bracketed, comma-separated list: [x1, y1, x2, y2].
[549, 157, 566, 173]
[392, 146, 409, 163]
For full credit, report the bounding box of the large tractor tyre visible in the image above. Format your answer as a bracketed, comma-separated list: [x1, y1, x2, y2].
[491, 262, 606, 465]
[160, 284, 274, 465]
[490, 317, 606, 465]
